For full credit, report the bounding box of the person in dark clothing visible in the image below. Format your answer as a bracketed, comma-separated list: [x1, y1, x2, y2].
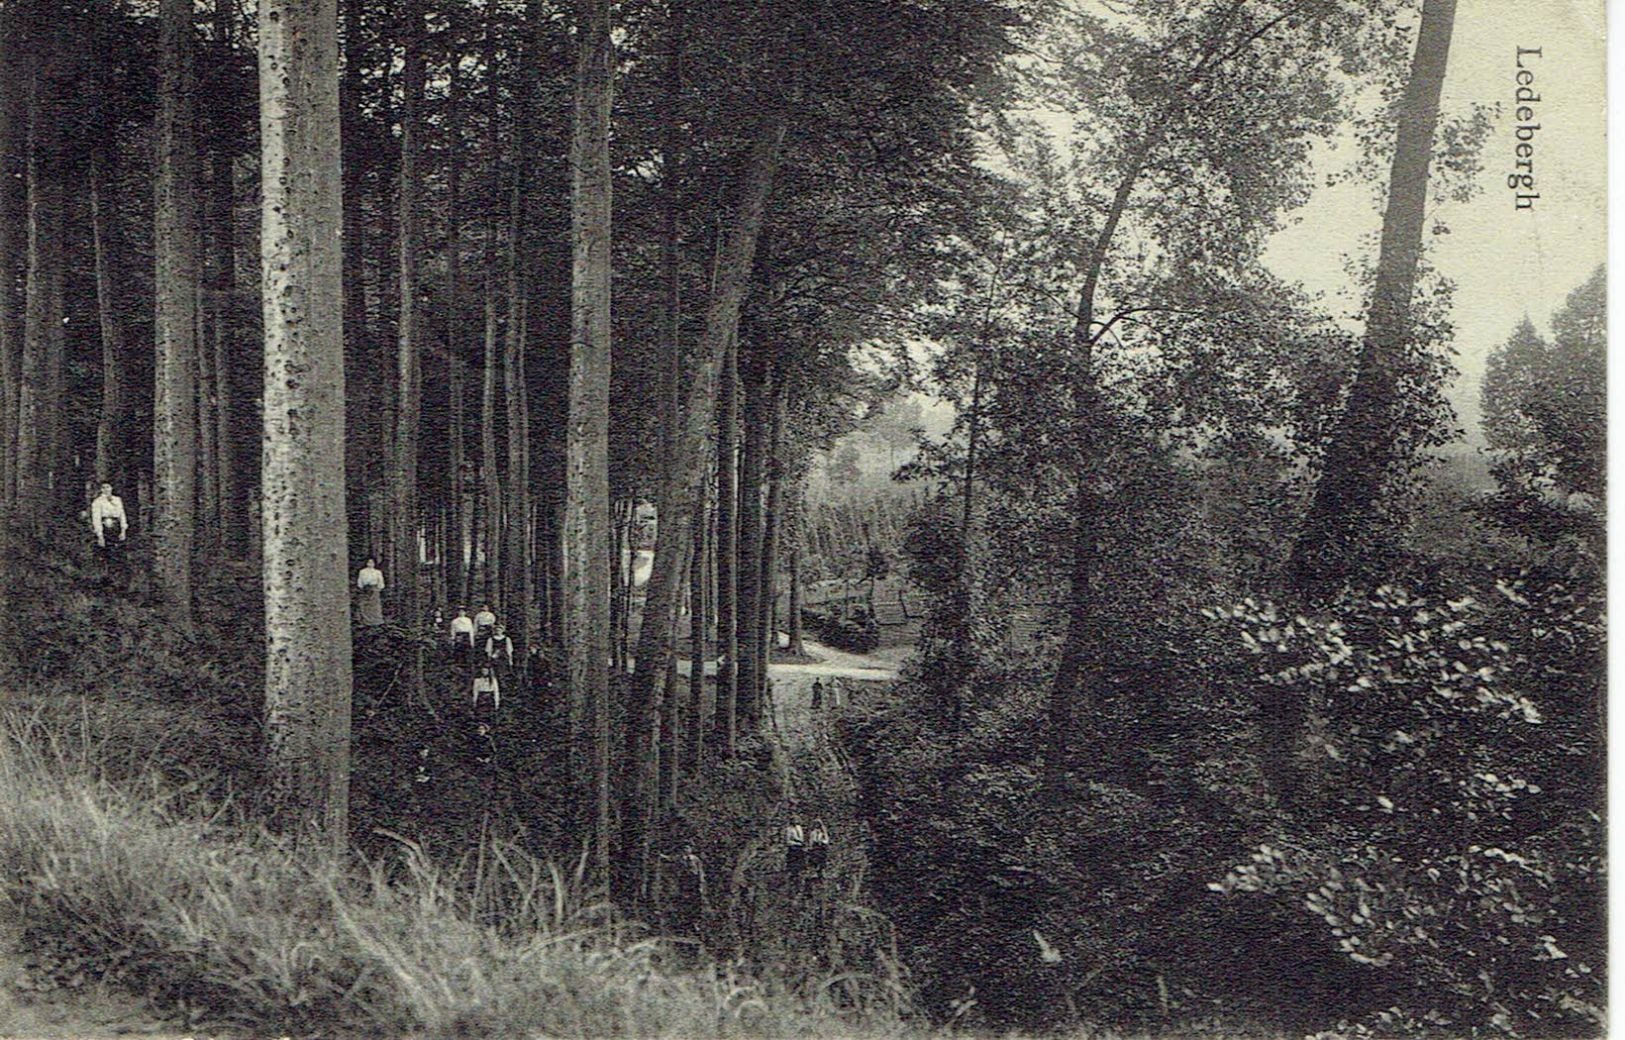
[783, 815, 806, 878]
[807, 819, 830, 878]
[811, 679, 824, 710]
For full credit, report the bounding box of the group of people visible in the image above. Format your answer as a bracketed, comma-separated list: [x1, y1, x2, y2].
[783, 812, 832, 884]
[354, 558, 521, 715]
[808, 677, 847, 711]
[439, 604, 517, 711]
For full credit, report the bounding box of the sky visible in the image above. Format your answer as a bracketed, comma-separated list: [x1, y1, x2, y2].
[1263, 0, 1607, 445]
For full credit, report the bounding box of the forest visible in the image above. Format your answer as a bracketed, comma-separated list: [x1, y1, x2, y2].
[0, 0, 1604, 1037]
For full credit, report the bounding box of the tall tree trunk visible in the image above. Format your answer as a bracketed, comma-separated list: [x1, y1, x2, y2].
[687, 470, 708, 772]
[0, 1, 24, 510]
[90, 148, 126, 487]
[391, 0, 425, 706]
[503, 159, 530, 645]
[734, 352, 771, 726]
[714, 329, 740, 753]
[196, 272, 219, 547]
[623, 120, 785, 887]
[567, 0, 615, 888]
[259, 0, 353, 856]
[756, 376, 789, 705]
[155, 0, 199, 620]
[787, 490, 804, 657]
[1287, 0, 1458, 595]
[445, 58, 466, 610]
[480, 281, 502, 607]
[340, 0, 372, 560]
[210, 0, 242, 557]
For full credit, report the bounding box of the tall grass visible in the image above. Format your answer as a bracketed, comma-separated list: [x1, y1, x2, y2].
[0, 706, 920, 1038]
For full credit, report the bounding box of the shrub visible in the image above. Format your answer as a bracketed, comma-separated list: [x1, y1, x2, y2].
[1207, 581, 1604, 1037]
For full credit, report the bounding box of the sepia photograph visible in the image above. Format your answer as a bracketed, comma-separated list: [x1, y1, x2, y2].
[0, 0, 1605, 1037]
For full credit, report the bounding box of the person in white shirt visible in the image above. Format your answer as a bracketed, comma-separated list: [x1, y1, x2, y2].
[474, 604, 498, 648]
[356, 558, 385, 626]
[472, 664, 501, 711]
[89, 483, 129, 586]
[449, 607, 476, 665]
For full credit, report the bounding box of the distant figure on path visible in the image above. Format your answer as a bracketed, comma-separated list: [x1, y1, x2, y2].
[472, 664, 501, 711]
[449, 607, 476, 664]
[89, 482, 129, 587]
[474, 604, 497, 647]
[356, 558, 385, 626]
[783, 814, 806, 878]
[811, 679, 824, 710]
[829, 676, 845, 709]
[807, 819, 830, 878]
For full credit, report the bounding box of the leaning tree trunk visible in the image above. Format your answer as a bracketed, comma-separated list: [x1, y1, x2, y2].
[259, 0, 353, 856]
[566, 0, 615, 888]
[622, 119, 785, 895]
[154, 0, 199, 621]
[1287, 0, 1458, 596]
[90, 148, 127, 487]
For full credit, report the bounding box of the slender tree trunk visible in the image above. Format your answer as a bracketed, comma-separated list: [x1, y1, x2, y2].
[340, 0, 372, 560]
[715, 329, 740, 753]
[445, 58, 466, 610]
[756, 377, 789, 702]
[734, 353, 771, 726]
[503, 161, 530, 645]
[210, 0, 242, 557]
[259, 0, 352, 856]
[567, 0, 615, 888]
[197, 273, 219, 547]
[687, 470, 708, 771]
[155, 0, 199, 620]
[787, 492, 804, 657]
[623, 120, 785, 884]
[90, 149, 126, 487]
[481, 282, 501, 607]
[1288, 0, 1458, 594]
[0, 1, 24, 510]
[391, 0, 425, 703]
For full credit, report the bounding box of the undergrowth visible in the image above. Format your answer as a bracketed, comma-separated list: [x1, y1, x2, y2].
[0, 706, 922, 1039]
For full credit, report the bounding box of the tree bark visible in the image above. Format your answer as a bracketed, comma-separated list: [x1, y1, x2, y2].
[0, 1, 24, 510]
[687, 469, 708, 772]
[567, 0, 615, 888]
[715, 328, 740, 753]
[340, 0, 372, 560]
[259, 0, 353, 856]
[445, 58, 467, 609]
[756, 375, 790, 701]
[154, 0, 199, 620]
[1287, 0, 1458, 595]
[734, 351, 771, 726]
[207, 5, 242, 557]
[90, 148, 127, 487]
[623, 120, 785, 889]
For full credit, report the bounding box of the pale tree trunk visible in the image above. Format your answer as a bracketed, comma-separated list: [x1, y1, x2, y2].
[90, 148, 126, 486]
[155, 0, 199, 616]
[1288, 0, 1457, 594]
[567, 0, 615, 887]
[16, 29, 58, 530]
[477, 3, 501, 611]
[503, 164, 530, 645]
[622, 119, 785, 893]
[259, 0, 353, 856]
[392, 0, 425, 701]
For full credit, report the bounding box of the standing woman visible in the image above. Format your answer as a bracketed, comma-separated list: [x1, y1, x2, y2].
[357, 558, 386, 626]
